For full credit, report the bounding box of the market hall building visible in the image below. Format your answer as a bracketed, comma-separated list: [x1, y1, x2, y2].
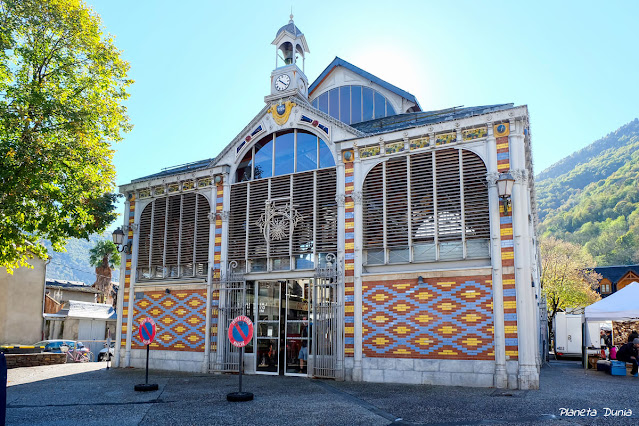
[114, 18, 543, 390]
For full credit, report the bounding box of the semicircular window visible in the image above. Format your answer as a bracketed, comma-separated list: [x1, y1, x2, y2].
[235, 129, 334, 182]
[311, 85, 397, 125]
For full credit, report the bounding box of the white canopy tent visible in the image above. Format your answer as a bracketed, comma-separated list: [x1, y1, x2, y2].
[585, 281, 639, 321]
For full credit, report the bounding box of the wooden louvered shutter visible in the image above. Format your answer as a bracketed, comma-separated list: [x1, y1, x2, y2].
[462, 150, 490, 258]
[248, 180, 268, 259]
[228, 183, 248, 261]
[292, 171, 314, 255]
[180, 193, 196, 276]
[315, 168, 337, 253]
[165, 195, 181, 277]
[138, 203, 152, 279]
[363, 163, 384, 263]
[435, 149, 463, 260]
[150, 199, 166, 278]
[385, 157, 409, 262]
[410, 152, 435, 262]
[195, 194, 210, 276]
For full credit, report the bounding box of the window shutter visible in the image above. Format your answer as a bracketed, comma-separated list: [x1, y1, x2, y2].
[315, 168, 337, 253]
[363, 163, 384, 249]
[228, 183, 248, 260]
[195, 194, 210, 275]
[385, 157, 409, 249]
[138, 204, 152, 277]
[247, 180, 268, 259]
[179, 193, 196, 276]
[292, 172, 314, 255]
[150, 199, 167, 277]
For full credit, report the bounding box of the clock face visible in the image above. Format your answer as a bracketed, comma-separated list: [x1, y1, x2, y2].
[274, 74, 291, 91]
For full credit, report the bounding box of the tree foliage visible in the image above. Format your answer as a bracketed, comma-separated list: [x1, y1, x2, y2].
[88, 239, 120, 304]
[541, 237, 601, 330]
[0, 0, 132, 272]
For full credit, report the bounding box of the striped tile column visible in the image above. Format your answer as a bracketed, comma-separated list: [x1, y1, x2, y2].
[496, 132, 518, 360]
[344, 160, 355, 357]
[121, 195, 136, 348]
[211, 181, 224, 353]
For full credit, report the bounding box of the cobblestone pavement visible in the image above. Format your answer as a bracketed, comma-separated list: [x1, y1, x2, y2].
[4, 360, 639, 425]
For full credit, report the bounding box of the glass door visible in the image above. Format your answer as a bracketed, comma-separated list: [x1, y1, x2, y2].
[256, 281, 280, 374]
[284, 279, 312, 376]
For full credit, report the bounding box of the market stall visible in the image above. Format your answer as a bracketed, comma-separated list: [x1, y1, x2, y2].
[583, 282, 639, 369]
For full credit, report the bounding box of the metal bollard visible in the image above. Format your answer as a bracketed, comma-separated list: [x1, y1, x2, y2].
[1, 351, 7, 426]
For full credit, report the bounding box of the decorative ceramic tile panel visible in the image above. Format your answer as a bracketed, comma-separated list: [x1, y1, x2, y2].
[362, 276, 494, 360]
[132, 290, 207, 351]
[436, 132, 457, 146]
[182, 180, 195, 191]
[139, 189, 151, 199]
[198, 177, 212, 188]
[496, 136, 510, 172]
[213, 181, 223, 279]
[359, 146, 380, 159]
[168, 184, 179, 193]
[462, 127, 487, 141]
[153, 186, 165, 196]
[385, 142, 404, 155]
[410, 137, 429, 150]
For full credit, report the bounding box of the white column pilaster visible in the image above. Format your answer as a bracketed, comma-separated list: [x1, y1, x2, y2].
[114, 197, 130, 368]
[336, 154, 346, 381]
[509, 119, 538, 389]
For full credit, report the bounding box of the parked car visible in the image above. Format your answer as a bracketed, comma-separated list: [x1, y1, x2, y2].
[98, 342, 115, 361]
[33, 340, 78, 353]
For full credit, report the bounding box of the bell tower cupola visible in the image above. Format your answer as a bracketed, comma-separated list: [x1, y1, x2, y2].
[266, 15, 310, 102]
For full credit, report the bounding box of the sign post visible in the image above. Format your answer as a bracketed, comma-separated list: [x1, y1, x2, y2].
[135, 317, 159, 392]
[226, 315, 254, 402]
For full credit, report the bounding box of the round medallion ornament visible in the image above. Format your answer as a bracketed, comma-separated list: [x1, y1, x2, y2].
[276, 104, 286, 115]
[497, 124, 506, 134]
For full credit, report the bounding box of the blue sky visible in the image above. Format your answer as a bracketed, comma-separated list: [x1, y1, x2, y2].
[89, 0, 639, 230]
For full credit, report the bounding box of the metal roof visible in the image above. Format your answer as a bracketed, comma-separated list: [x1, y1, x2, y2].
[67, 300, 117, 320]
[46, 279, 101, 294]
[276, 21, 303, 38]
[131, 158, 214, 183]
[351, 104, 515, 135]
[309, 57, 420, 107]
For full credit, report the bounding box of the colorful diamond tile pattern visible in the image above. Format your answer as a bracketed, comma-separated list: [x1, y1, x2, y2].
[344, 161, 355, 356]
[213, 181, 223, 280]
[132, 290, 207, 351]
[362, 277, 494, 360]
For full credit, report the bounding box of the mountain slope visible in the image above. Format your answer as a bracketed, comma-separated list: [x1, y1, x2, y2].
[44, 233, 120, 284]
[536, 118, 639, 266]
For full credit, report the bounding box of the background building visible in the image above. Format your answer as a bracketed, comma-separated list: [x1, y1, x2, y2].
[115, 18, 542, 389]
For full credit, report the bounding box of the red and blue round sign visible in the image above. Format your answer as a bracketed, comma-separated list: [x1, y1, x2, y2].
[228, 316, 254, 348]
[138, 317, 157, 345]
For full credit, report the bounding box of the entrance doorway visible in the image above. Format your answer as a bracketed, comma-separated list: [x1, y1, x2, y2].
[255, 279, 312, 376]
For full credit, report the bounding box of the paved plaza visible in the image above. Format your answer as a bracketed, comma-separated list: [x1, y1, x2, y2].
[4, 360, 638, 425]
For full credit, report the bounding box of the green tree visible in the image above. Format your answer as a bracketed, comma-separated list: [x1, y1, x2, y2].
[89, 239, 120, 305]
[0, 0, 132, 272]
[541, 237, 601, 335]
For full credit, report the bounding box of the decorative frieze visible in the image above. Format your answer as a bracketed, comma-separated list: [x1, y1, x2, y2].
[462, 127, 488, 141]
[359, 146, 380, 159]
[435, 132, 456, 146]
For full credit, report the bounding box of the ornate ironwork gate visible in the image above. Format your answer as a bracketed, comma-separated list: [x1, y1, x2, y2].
[211, 261, 246, 372]
[311, 254, 343, 379]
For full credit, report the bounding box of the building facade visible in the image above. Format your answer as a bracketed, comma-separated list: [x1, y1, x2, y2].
[115, 19, 542, 389]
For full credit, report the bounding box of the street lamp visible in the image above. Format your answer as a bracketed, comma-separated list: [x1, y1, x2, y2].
[112, 227, 132, 254]
[497, 172, 515, 215]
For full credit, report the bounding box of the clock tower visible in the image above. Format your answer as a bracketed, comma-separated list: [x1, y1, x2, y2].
[265, 15, 310, 103]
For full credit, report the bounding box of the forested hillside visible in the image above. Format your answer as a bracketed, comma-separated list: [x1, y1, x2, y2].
[44, 233, 120, 284]
[536, 118, 639, 266]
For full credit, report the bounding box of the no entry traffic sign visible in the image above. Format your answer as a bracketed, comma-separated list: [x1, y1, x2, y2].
[138, 317, 157, 345]
[228, 316, 254, 348]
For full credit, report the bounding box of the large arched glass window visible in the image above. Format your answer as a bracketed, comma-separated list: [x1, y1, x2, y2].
[362, 148, 490, 265]
[235, 129, 334, 182]
[137, 193, 210, 280]
[311, 85, 397, 125]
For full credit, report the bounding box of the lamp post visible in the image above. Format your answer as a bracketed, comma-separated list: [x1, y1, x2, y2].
[112, 227, 132, 254]
[496, 172, 515, 215]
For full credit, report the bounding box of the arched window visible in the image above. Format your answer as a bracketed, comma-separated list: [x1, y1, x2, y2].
[137, 193, 210, 280]
[311, 85, 397, 125]
[362, 148, 490, 265]
[235, 129, 334, 182]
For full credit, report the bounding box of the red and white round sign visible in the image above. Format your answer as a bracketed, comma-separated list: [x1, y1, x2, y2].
[228, 315, 254, 348]
[138, 317, 157, 345]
